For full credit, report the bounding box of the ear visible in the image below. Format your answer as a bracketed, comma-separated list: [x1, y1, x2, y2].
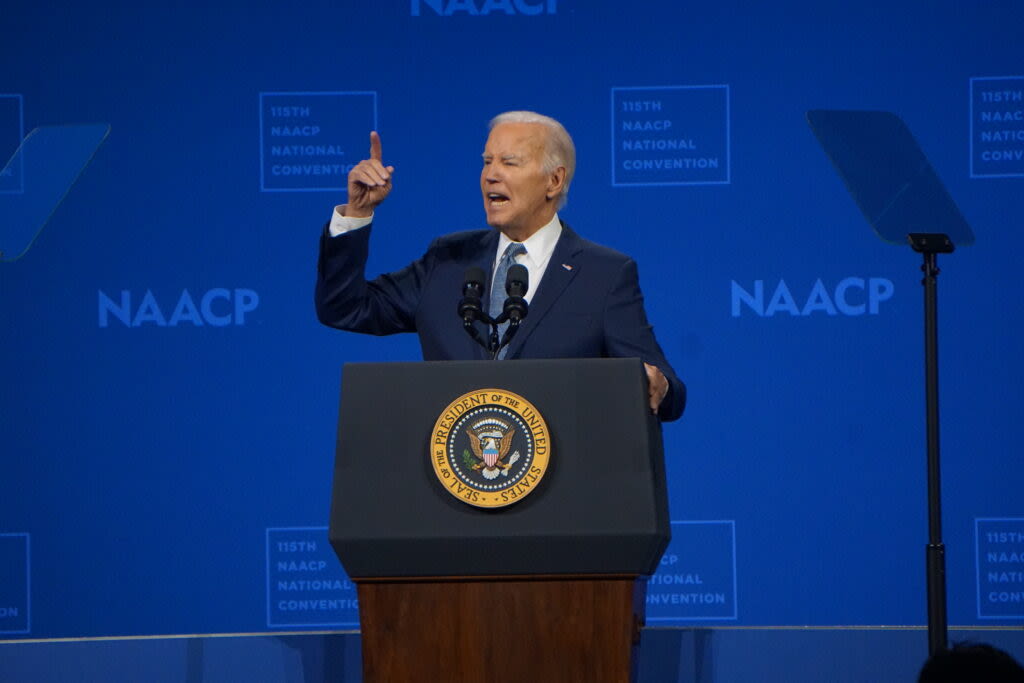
[546, 166, 567, 201]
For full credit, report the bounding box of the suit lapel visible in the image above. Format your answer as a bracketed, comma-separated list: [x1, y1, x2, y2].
[505, 222, 583, 359]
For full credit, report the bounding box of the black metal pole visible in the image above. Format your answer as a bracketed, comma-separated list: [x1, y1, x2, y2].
[488, 321, 500, 360]
[920, 245, 948, 656]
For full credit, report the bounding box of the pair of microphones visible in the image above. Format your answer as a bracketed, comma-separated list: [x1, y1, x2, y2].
[458, 264, 529, 359]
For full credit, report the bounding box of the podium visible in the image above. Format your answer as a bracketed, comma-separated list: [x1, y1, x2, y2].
[329, 358, 670, 683]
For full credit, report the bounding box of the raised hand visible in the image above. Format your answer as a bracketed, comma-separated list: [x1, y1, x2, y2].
[346, 131, 395, 217]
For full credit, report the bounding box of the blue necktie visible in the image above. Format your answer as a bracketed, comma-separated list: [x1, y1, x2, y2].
[489, 242, 526, 358]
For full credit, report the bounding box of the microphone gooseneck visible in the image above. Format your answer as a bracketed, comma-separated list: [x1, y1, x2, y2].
[456, 262, 531, 358]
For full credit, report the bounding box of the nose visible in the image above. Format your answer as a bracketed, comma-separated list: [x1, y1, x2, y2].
[484, 164, 504, 183]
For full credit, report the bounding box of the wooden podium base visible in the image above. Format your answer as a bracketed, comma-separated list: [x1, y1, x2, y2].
[356, 575, 647, 683]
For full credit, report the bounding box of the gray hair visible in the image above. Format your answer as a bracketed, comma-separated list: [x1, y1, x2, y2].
[489, 111, 576, 209]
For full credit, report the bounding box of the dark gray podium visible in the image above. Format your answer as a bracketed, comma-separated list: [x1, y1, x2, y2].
[329, 358, 670, 683]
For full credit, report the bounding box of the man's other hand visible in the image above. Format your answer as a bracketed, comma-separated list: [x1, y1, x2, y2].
[345, 131, 394, 218]
[644, 362, 669, 415]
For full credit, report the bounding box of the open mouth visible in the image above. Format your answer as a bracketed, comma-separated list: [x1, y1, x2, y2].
[487, 192, 510, 206]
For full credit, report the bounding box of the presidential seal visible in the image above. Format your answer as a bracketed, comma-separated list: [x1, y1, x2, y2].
[431, 388, 551, 508]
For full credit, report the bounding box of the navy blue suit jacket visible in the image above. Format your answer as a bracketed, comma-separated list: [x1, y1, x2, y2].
[315, 221, 686, 421]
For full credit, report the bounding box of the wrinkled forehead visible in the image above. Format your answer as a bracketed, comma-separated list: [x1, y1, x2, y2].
[483, 122, 547, 158]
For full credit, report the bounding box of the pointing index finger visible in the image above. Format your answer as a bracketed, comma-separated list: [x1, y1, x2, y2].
[369, 131, 383, 162]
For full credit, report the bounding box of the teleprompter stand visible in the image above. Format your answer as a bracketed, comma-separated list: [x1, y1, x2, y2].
[328, 358, 670, 682]
[808, 110, 975, 656]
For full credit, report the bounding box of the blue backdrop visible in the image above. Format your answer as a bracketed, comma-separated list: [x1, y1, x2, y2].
[2, 0, 1023, 640]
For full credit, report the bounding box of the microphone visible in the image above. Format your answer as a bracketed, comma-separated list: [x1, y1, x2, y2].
[458, 266, 486, 323]
[458, 267, 488, 352]
[503, 263, 529, 324]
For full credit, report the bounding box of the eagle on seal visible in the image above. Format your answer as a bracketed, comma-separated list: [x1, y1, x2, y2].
[468, 419, 518, 480]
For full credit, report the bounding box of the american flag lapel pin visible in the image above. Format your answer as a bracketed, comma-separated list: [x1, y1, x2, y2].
[561, 263, 573, 271]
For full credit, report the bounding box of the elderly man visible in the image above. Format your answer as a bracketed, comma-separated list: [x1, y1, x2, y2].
[315, 111, 686, 421]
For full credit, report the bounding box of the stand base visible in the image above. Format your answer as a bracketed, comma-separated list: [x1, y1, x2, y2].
[356, 576, 646, 683]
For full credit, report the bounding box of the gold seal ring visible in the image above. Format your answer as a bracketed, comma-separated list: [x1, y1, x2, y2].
[430, 388, 551, 508]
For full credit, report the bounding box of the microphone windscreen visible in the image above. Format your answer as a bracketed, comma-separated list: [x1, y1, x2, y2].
[506, 264, 529, 295]
[464, 266, 486, 288]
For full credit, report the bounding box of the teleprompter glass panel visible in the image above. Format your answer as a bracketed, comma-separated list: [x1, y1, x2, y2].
[807, 110, 974, 247]
[0, 124, 110, 262]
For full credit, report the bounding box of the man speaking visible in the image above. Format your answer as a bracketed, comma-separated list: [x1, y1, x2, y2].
[315, 111, 686, 421]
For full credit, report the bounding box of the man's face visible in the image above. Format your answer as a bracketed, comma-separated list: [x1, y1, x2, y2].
[480, 122, 559, 240]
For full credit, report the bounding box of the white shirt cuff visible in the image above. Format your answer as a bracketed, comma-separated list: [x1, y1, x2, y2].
[328, 205, 373, 237]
